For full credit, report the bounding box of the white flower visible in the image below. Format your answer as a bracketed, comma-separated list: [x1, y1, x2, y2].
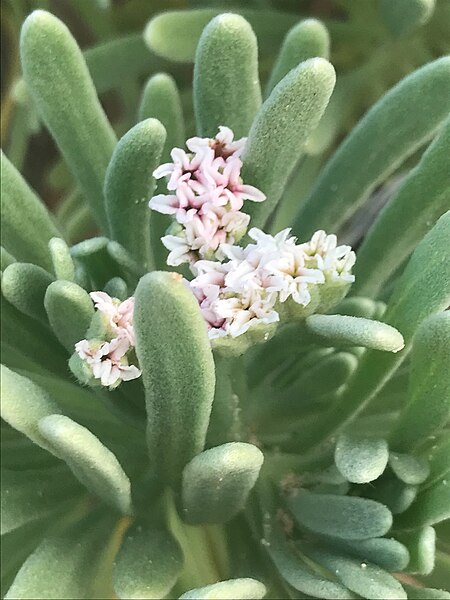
[301, 230, 356, 283]
[186, 227, 355, 340]
[75, 337, 141, 388]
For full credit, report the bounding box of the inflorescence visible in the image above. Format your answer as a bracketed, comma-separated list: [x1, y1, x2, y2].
[75, 127, 356, 387]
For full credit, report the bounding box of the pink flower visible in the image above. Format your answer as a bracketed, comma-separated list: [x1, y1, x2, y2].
[75, 337, 141, 388]
[90, 292, 136, 344]
[149, 127, 266, 266]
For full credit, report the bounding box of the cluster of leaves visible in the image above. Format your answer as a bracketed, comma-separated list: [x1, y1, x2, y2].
[1, 2, 450, 599]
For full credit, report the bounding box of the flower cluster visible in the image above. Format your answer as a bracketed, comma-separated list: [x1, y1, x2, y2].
[74, 292, 141, 388]
[149, 126, 266, 266]
[188, 228, 356, 340]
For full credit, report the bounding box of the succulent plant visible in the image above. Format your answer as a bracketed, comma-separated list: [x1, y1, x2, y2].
[1, 4, 450, 599]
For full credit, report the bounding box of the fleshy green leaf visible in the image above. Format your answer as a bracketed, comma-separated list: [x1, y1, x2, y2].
[381, 0, 436, 36]
[134, 272, 215, 487]
[404, 584, 450, 599]
[334, 433, 389, 484]
[38, 414, 133, 515]
[297, 211, 450, 452]
[5, 513, 116, 600]
[288, 491, 392, 540]
[293, 58, 450, 239]
[306, 314, 405, 353]
[242, 58, 335, 229]
[266, 524, 355, 599]
[396, 478, 450, 529]
[352, 118, 450, 297]
[424, 436, 450, 489]
[138, 73, 185, 160]
[104, 276, 128, 300]
[113, 522, 184, 599]
[391, 311, 450, 451]
[253, 352, 357, 430]
[368, 474, 418, 515]
[194, 14, 261, 138]
[333, 296, 380, 319]
[0, 247, 16, 271]
[145, 9, 298, 63]
[182, 442, 263, 524]
[1, 467, 81, 535]
[388, 453, 430, 485]
[2, 263, 54, 324]
[70, 237, 118, 288]
[324, 537, 410, 572]
[44, 280, 94, 352]
[0, 366, 61, 454]
[1, 296, 69, 377]
[105, 118, 166, 270]
[304, 545, 407, 600]
[179, 578, 267, 600]
[266, 18, 329, 94]
[1, 152, 60, 271]
[395, 527, 435, 575]
[20, 10, 117, 227]
[48, 237, 75, 282]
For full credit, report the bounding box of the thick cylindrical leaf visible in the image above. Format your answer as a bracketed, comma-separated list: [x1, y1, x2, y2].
[352, 118, 450, 297]
[381, 0, 436, 36]
[1, 467, 81, 535]
[293, 58, 450, 239]
[5, 513, 116, 600]
[1, 295, 69, 377]
[324, 537, 410, 572]
[145, 9, 298, 63]
[242, 58, 335, 229]
[391, 312, 450, 451]
[306, 314, 404, 353]
[396, 479, 450, 529]
[134, 272, 215, 487]
[0, 366, 61, 454]
[20, 10, 117, 227]
[335, 434, 389, 484]
[194, 14, 261, 137]
[266, 18, 329, 94]
[396, 527, 435, 574]
[179, 579, 267, 600]
[49, 237, 75, 282]
[138, 73, 185, 159]
[297, 212, 450, 452]
[104, 276, 128, 300]
[44, 280, 94, 351]
[368, 474, 418, 515]
[288, 491, 392, 540]
[2, 263, 54, 324]
[252, 352, 357, 430]
[389, 453, 430, 485]
[1, 247, 16, 271]
[1, 152, 60, 271]
[424, 437, 450, 489]
[70, 237, 118, 289]
[105, 119, 166, 269]
[304, 545, 407, 600]
[404, 584, 450, 599]
[113, 523, 184, 600]
[182, 442, 263, 524]
[266, 524, 355, 599]
[38, 414, 133, 515]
